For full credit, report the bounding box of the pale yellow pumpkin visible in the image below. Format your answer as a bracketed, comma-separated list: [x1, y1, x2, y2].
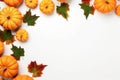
[25, 0, 38, 8]
[13, 75, 33, 80]
[0, 55, 18, 78]
[0, 41, 4, 55]
[94, 0, 116, 13]
[4, 0, 23, 7]
[0, 7, 22, 30]
[16, 29, 29, 42]
[40, 0, 55, 14]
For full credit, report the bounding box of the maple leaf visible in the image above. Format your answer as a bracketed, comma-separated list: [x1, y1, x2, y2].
[79, 3, 94, 19]
[82, 0, 90, 4]
[11, 44, 24, 60]
[57, 3, 69, 20]
[0, 0, 3, 1]
[23, 9, 39, 26]
[28, 61, 47, 77]
[0, 30, 15, 44]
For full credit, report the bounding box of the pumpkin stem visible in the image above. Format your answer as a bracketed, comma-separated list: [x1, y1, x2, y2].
[29, 0, 32, 3]
[2, 67, 7, 72]
[105, 0, 109, 4]
[45, 6, 48, 9]
[7, 16, 10, 20]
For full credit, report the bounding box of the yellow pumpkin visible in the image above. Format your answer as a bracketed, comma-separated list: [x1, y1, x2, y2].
[0, 41, 4, 55]
[94, 0, 116, 13]
[0, 55, 18, 78]
[115, 4, 120, 16]
[40, 0, 55, 15]
[57, 0, 67, 3]
[25, 0, 38, 9]
[0, 7, 22, 30]
[16, 29, 29, 42]
[0, 78, 2, 80]
[4, 0, 23, 7]
[13, 75, 33, 80]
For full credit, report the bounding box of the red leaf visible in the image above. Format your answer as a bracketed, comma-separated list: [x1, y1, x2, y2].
[28, 61, 47, 77]
[91, 5, 95, 15]
[82, 0, 90, 4]
[0, 0, 4, 1]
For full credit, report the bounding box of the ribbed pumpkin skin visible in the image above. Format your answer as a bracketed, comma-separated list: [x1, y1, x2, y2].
[13, 75, 33, 80]
[115, 4, 120, 16]
[57, 0, 67, 3]
[16, 29, 29, 42]
[40, 0, 55, 15]
[94, 0, 116, 13]
[0, 41, 4, 55]
[25, 0, 38, 8]
[0, 55, 18, 78]
[4, 0, 23, 7]
[0, 7, 22, 30]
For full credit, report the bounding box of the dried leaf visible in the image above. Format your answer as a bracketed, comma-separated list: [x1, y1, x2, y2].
[11, 44, 24, 60]
[57, 3, 69, 20]
[28, 61, 47, 77]
[23, 9, 39, 26]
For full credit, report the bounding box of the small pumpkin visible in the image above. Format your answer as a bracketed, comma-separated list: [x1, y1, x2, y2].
[13, 75, 33, 80]
[57, 0, 68, 3]
[0, 55, 18, 78]
[4, 0, 23, 7]
[115, 4, 120, 16]
[40, 0, 55, 15]
[0, 41, 4, 55]
[0, 7, 22, 30]
[94, 0, 116, 13]
[25, 0, 38, 9]
[16, 29, 29, 42]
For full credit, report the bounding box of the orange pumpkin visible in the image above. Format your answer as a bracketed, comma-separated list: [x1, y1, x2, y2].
[57, 0, 67, 3]
[16, 29, 29, 42]
[0, 41, 4, 55]
[25, 0, 38, 9]
[0, 7, 22, 30]
[40, 0, 55, 15]
[94, 0, 116, 13]
[0, 55, 18, 78]
[13, 75, 33, 80]
[4, 0, 23, 7]
[115, 4, 120, 16]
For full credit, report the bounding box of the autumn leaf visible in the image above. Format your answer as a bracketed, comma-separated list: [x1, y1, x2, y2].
[0, 30, 15, 44]
[82, 0, 90, 4]
[28, 61, 47, 77]
[11, 44, 24, 60]
[23, 9, 39, 26]
[79, 3, 94, 19]
[57, 3, 69, 20]
[0, 0, 3, 1]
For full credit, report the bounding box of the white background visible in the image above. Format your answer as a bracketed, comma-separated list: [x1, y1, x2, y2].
[1, 0, 120, 80]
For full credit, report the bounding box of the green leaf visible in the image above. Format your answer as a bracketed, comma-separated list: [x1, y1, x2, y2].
[11, 44, 24, 60]
[23, 9, 39, 26]
[57, 3, 69, 20]
[0, 30, 15, 44]
[0, 30, 13, 41]
[79, 3, 93, 19]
